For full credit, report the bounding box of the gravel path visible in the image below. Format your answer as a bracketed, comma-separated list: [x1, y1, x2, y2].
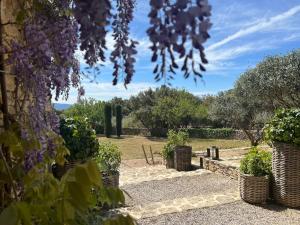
[123, 173, 237, 206]
[138, 201, 300, 225]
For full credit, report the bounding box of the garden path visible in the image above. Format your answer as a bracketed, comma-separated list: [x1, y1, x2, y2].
[119, 160, 300, 225]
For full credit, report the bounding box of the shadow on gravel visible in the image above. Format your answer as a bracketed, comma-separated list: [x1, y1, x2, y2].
[257, 201, 300, 212]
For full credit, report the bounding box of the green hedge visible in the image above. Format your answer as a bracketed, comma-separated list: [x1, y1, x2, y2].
[188, 128, 234, 139]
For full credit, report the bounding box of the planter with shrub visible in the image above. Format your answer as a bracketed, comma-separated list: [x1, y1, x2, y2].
[162, 143, 175, 168]
[239, 147, 271, 204]
[162, 129, 191, 171]
[95, 142, 121, 188]
[53, 117, 99, 178]
[264, 108, 300, 207]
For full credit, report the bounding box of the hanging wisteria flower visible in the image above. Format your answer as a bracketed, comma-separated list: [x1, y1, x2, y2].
[147, 0, 212, 84]
[110, 0, 138, 86]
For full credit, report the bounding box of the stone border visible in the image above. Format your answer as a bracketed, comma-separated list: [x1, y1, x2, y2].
[201, 157, 239, 180]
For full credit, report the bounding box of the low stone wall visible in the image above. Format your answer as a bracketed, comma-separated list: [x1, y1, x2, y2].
[201, 157, 239, 180]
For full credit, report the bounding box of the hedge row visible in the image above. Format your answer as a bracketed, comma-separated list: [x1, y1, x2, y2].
[95, 127, 239, 139]
[188, 128, 235, 139]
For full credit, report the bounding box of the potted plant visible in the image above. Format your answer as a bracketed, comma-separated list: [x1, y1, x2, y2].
[162, 129, 191, 171]
[162, 142, 175, 168]
[264, 108, 300, 207]
[95, 141, 121, 188]
[239, 147, 271, 204]
[54, 116, 99, 178]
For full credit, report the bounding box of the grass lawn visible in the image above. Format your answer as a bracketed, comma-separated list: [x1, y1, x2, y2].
[98, 135, 250, 160]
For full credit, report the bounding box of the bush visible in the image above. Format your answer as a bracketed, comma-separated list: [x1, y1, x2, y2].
[240, 147, 272, 176]
[116, 105, 122, 137]
[104, 104, 112, 137]
[59, 117, 99, 161]
[95, 142, 121, 174]
[162, 129, 189, 159]
[188, 128, 234, 139]
[264, 108, 300, 146]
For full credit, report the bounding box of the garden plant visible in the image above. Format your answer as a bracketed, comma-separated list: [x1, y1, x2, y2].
[264, 108, 300, 207]
[0, 0, 212, 224]
[239, 147, 272, 204]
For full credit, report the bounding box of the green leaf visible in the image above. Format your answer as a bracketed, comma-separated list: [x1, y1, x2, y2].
[0, 204, 19, 225]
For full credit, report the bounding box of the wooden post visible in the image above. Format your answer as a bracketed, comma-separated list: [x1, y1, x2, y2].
[206, 148, 210, 157]
[200, 157, 203, 169]
[215, 148, 219, 160]
[142, 145, 149, 164]
[149, 146, 155, 165]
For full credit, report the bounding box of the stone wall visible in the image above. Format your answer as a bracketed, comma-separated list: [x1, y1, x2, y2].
[201, 157, 239, 180]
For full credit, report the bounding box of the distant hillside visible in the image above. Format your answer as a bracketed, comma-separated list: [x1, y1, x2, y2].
[53, 103, 72, 111]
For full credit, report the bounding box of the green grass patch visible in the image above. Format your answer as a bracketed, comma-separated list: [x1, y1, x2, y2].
[98, 135, 250, 160]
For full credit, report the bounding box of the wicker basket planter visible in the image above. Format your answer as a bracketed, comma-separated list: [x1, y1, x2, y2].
[272, 142, 300, 207]
[239, 173, 269, 204]
[101, 172, 120, 188]
[52, 160, 83, 179]
[174, 146, 192, 171]
[166, 152, 175, 169]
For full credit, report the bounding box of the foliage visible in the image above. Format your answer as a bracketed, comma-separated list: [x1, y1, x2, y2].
[0, 126, 132, 225]
[59, 117, 99, 161]
[95, 142, 121, 174]
[264, 108, 300, 146]
[115, 105, 122, 137]
[241, 50, 300, 109]
[148, 0, 212, 82]
[240, 147, 272, 176]
[0, 0, 212, 223]
[128, 86, 210, 133]
[161, 142, 174, 160]
[63, 99, 105, 134]
[209, 90, 269, 146]
[104, 104, 113, 138]
[188, 128, 234, 139]
[161, 129, 189, 159]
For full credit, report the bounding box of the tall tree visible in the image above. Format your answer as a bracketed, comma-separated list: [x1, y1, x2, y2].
[116, 105, 122, 137]
[104, 103, 112, 138]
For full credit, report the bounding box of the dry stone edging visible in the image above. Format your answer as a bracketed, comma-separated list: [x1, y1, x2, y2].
[120, 165, 211, 186]
[119, 190, 240, 220]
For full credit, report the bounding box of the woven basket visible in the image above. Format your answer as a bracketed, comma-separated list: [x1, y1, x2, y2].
[101, 172, 119, 188]
[272, 142, 300, 207]
[239, 173, 269, 204]
[166, 152, 175, 169]
[174, 146, 192, 171]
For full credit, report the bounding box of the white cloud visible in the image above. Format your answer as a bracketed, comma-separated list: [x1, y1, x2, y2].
[207, 5, 300, 51]
[53, 82, 159, 104]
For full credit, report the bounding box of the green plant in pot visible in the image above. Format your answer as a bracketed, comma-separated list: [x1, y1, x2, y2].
[239, 147, 271, 204]
[162, 129, 191, 171]
[95, 141, 121, 188]
[264, 108, 300, 207]
[54, 116, 99, 178]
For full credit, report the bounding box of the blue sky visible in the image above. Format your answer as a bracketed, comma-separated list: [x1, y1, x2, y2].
[56, 0, 300, 103]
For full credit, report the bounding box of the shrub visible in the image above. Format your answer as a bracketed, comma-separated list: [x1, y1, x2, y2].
[104, 103, 112, 137]
[59, 117, 99, 161]
[162, 129, 189, 159]
[95, 142, 121, 174]
[116, 105, 122, 137]
[240, 147, 272, 176]
[188, 128, 234, 139]
[264, 108, 300, 146]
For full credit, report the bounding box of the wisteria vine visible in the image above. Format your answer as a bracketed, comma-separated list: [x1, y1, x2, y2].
[1, 0, 211, 170]
[110, 0, 138, 86]
[147, 0, 212, 83]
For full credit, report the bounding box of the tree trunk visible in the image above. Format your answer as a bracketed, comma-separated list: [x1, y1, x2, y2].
[243, 129, 259, 146]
